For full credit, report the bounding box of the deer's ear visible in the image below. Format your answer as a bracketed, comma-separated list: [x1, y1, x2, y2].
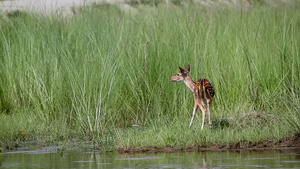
[179, 66, 185, 73]
[186, 65, 190, 72]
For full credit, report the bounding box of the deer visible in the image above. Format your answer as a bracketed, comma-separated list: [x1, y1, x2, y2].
[170, 65, 215, 130]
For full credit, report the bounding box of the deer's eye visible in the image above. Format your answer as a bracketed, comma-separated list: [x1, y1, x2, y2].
[176, 74, 179, 76]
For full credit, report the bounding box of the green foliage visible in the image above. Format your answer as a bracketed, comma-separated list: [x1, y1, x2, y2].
[0, 3, 299, 149]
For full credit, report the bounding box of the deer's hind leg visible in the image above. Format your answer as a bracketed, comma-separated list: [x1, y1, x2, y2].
[207, 98, 212, 128]
[198, 101, 206, 130]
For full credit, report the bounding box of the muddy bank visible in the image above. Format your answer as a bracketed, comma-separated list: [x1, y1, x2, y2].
[118, 134, 300, 153]
[1, 134, 299, 153]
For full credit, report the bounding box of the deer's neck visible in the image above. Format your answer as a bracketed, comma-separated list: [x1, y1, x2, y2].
[184, 76, 196, 92]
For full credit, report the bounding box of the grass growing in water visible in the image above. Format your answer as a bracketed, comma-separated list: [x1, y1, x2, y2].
[0, 3, 299, 150]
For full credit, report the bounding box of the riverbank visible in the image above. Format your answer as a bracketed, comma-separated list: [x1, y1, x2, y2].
[0, 1, 300, 152]
[2, 133, 299, 153]
[118, 134, 300, 153]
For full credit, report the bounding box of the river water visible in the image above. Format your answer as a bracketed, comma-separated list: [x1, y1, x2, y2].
[1, 147, 300, 168]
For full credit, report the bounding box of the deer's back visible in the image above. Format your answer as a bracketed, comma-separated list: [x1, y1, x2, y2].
[194, 79, 215, 100]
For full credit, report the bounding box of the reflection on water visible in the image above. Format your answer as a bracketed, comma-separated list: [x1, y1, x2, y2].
[1, 147, 300, 168]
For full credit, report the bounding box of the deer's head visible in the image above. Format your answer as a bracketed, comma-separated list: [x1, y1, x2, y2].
[170, 65, 190, 82]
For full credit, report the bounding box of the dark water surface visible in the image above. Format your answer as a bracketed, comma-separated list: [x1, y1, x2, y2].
[1, 147, 300, 168]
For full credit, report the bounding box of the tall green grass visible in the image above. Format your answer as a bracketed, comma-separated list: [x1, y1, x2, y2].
[0, 3, 299, 149]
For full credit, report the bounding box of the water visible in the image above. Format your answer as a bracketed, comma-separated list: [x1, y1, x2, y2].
[1, 147, 300, 168]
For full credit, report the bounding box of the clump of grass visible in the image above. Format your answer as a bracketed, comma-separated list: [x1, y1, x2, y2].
[0, 2, 300, 150]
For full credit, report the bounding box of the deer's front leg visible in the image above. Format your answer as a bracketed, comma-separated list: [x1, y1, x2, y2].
[189, 103, 198, 127]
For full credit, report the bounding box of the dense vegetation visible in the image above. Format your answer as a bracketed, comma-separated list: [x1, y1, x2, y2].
[0, 2, 299, 150]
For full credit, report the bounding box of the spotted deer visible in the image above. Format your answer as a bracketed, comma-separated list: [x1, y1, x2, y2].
[170, 65, 215, 129]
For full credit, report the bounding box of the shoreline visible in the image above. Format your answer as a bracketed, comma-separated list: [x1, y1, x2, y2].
[2, 134, 299, 153]
[117, 134, 300, 153]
